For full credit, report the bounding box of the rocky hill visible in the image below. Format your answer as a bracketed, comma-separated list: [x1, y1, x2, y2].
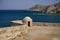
[29, 3, 60, 14]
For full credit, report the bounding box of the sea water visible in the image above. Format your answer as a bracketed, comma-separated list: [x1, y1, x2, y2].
[0, 10, 60, 27]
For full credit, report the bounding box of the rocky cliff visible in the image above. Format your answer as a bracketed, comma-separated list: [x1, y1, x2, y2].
[29, 3, 60, 14]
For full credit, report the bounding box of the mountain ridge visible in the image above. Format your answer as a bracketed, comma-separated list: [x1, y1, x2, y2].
[29, 3, 60, 14]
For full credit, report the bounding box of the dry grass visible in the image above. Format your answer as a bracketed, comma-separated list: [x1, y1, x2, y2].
[21, 27, 60, 40]
[0, 22, 60, 40]
[0, 25, 27, 40]
[33, 22, 60, 27]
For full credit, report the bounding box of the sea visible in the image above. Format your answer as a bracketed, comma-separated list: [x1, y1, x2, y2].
[0, 10, 60, 27]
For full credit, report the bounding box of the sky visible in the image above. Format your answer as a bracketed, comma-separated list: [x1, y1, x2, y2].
[0, 0, 60, 10]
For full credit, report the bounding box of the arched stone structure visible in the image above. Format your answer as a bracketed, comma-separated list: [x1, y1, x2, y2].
[23, 16, 32, 27]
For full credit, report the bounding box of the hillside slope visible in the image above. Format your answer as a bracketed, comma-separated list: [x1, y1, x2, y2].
[29, 3, 60, 14]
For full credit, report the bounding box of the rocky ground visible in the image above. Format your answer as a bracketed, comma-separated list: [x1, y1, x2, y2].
[0, 23, 60, 40]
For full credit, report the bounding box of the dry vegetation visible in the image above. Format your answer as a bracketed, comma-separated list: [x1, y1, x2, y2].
[33, 22, 60, 27]
[0, 23, 60, 40]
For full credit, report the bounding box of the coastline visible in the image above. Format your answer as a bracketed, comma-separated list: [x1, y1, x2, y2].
[33, 22, 60, 27]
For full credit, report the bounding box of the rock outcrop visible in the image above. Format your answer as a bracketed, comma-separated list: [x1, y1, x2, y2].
[29, 3, 60, 14]
[29, 4, 47, 12]
[47, 3, 60, 14]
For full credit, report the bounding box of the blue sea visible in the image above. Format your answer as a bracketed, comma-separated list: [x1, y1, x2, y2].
[0, 10, 60, 27]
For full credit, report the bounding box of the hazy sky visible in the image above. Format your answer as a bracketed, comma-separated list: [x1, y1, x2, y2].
[0, 0, 60, 10]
